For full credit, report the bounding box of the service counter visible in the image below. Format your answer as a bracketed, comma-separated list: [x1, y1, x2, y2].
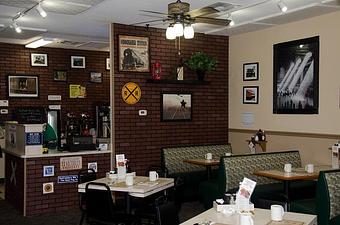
[4, 148, 111, 216]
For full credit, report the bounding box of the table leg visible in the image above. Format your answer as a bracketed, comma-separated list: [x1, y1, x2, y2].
[126, 194, 131, 214]
[283, 180, 291, 211]
[206, 165, 212, 180]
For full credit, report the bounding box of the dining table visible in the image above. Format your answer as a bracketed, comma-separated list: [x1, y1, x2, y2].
[180, 207, 317, 225]
[183, 158, 220, 180]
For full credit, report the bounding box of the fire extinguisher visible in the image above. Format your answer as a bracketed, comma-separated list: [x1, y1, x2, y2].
[152, 61, 162, 80]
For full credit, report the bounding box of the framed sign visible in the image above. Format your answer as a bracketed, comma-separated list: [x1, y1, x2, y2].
[273, 36, 319, 114]
[243, 86, 259, 104]
[118, 35, 150, 72]
[161, 93, 192, 121]
[8, 75, 39, 98]
[31, 53, 48, 67]
[243, 62, 259, 81]
[43, 165, 55, 177]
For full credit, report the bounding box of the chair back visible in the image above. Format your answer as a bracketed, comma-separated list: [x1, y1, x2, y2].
[85, 182, 116, 222]
[155, 199, 179, 225]
[317, 169, 340, 225]
[78, 168, 97, 184]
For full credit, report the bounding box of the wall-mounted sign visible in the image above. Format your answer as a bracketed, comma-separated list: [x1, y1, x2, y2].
[48, 95, 62, 101]
[43, 182, 54, 194]
[121, 82, 141, 105]
[60, 156, 82, 171]
[49, 105, 61, 110]
[88, 162, 98, 172]
[25, 132, 43, 145]
[57, 175, 78, 184]
[69, 85, 86, 98]
[43, 165, 55, 177]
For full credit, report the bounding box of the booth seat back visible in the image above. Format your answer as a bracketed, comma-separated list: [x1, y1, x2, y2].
[161, 144, 232, 175]
[220, 150, 301, 192]
[318, 169, 340, 225]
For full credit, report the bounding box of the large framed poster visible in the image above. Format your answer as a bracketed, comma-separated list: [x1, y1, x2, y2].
[8, 75, 39, 98]
[273, 36, 319, 114]
[118, 35, 150, 72]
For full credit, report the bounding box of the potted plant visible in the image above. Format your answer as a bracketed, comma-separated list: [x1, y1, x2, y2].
[185, 51, 217, 81]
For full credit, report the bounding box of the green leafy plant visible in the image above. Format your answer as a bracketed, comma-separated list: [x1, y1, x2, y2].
[185, 51, 217, 72]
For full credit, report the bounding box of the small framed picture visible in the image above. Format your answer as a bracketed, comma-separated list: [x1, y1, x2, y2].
[243, 86, 259, 104]
[43, 165, 55, 177]
[243, 62, 259, 81]
[31, 53, 48, 67]
[161, 93, 192, 121]
[106, 58, 110, 70]
[90, 72, 102, 83]
[54, 70, 67, 81]
[88, 162, 98, 172]
[71, 56, 85, 68]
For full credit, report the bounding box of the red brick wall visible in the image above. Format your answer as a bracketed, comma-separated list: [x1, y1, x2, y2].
[113, 24, 229, 174]
[0, 43, 110, 129]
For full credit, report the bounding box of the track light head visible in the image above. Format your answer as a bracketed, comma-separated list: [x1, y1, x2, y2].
[13, 23, 22, 33]
[36, 4, 47, 18]
[278, 1, 288, 13]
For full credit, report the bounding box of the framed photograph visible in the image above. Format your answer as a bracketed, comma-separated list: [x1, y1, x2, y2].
[71, 56, 85, 68]
[43, 165, 55, 177]
[54, 70, 67, 81]
[31, 53, 48, 67]
[243, 86, 259, 104]
[273, 36, 319, 114]
[161, 93, 192, 121]
[8, 75, 39, 98]
[118, 35, 150, 72]
[243, 62, 259, 81]
[106, 58, 110, 70]
[90, 72, 102, 83]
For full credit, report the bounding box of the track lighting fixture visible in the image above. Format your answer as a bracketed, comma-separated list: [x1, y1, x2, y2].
[12, 23, 22, 33]
[277, 1, 288, 13]
[36, 3, 47, 18]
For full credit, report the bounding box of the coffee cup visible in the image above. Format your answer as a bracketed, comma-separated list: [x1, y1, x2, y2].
[205, 153, 213, 160]
[239, 213, 254, 225]
[271, 205, 284, 221]
[305, 164, 314, 173]
[225, 152, 232, 156]
[149, 171, 159, 181]
[284, 163, 292, 173]
[125, 174, 134, 186]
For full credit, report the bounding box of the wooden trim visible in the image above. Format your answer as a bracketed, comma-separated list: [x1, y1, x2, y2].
[110, 23, 114, 170]
[229, 128, 340, 139]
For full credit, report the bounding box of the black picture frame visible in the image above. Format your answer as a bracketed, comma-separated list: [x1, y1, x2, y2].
[31, 53, 48, 67]
[243, 62, 259, 81]
[8, 75, 39, 98]
[273, 36, 319, 114]
[161, 92, 192, 121]
[118, 35, 150, 73]
[53, 70, 67, 81]
[243, 86, 259, 104]
[71, 56, 86, 68]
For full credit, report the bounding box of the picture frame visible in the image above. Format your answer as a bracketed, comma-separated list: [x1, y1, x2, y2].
[118, 35, 150, 72]
[31, 53, 48, 67]
[71, 56, 85, 68]
[243, 86, 259, 104]
[53, 70, 67, 81]
[273, 36, 319, 114]
[8, 75, 39, 98]
[106, 58, 110, 70]
[161, 93, 192, 121]
[90, 72, 102, 83]
[43, 165, 55, 177]
[243, 62, 259, 81]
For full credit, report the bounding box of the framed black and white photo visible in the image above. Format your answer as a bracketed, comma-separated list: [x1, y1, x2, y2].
[31, 53, 48, 67]
[90, 72, 102, 83]
[243, 86, 259, 104]
[273, 36, 319, 114]
[71, 56, 85, 68]
[8, 75, 39, 98]
[161, 93, 192, 121]
[106, 58, 110, 70]
[118, 35, 150, 72]
[54, 70, 67, 81]
[243, 62, 259, 81]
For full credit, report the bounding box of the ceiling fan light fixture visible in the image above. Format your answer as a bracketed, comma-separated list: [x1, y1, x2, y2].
[277, 1, 288, 13]
[166, 26, 176, 40]
[184, 24, 194, 39]
[36, 3, 47, 18]
[13, 22, 22, 33]
[174, 23, 184, 37]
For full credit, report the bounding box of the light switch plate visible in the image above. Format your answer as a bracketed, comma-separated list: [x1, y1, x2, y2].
[0, 100, 9, 107]
[138, 110, 147, 116]
[0, 109, 8, 114]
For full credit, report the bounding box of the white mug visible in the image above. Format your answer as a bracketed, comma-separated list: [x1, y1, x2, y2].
[271, 205, 284, 221]
[125, 174, 134, 186]
[225, 152, 232, 156]
[239, 213, 254, 225]
[149, 171, 159, 181]
[305, 164, 314, 173]
[284, 163, 292, 173]
[205, 153, 213, 160]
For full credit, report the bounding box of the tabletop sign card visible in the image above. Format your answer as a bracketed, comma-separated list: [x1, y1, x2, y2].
[266, 220, 304, 225]
[15, 107, 45, 124]
[60, 156, 82, 171]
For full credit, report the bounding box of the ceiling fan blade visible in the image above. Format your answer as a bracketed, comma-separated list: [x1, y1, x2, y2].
[131, 19, 165, 26]
[186, 7, 219, 18]
[139, 10, 169, 16]
[195, 17, 231, 26]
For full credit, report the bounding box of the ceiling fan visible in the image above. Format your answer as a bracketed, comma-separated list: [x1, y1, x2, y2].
[133, 0, 232, 39]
